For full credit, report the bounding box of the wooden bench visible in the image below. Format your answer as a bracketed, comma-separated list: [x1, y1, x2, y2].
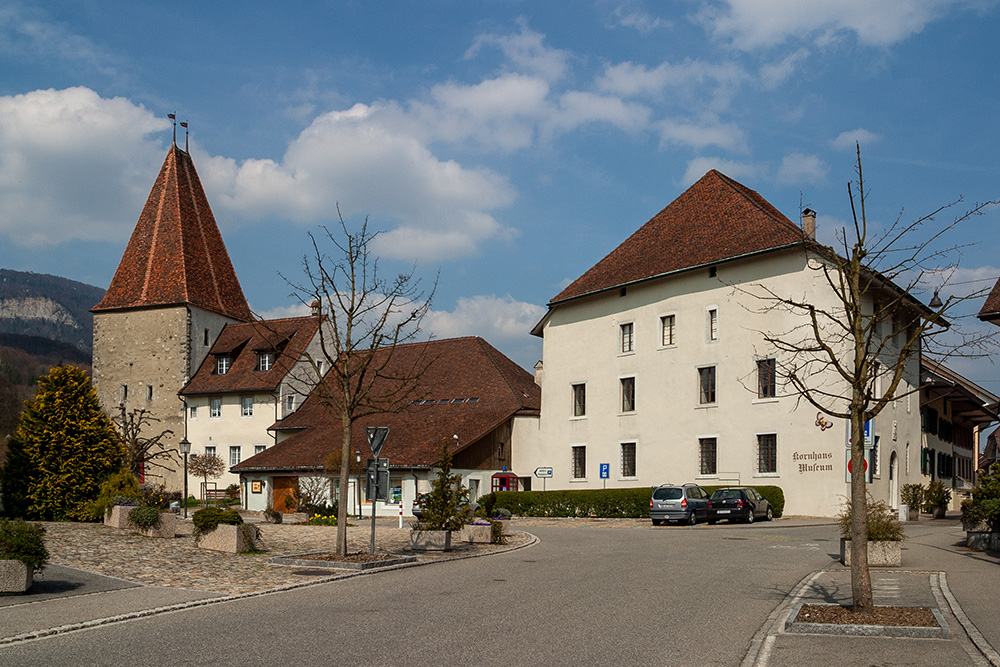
[204, 489, 230, 503]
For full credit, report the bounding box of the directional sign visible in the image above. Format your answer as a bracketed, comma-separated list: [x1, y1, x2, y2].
[599, 463, 610, 479]
[366, 426, 389, 457]
[534, 467, 553, 478]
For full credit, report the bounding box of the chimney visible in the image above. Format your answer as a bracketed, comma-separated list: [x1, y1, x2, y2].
[802, 208, 816, 240]
[310, 299, 321, 317]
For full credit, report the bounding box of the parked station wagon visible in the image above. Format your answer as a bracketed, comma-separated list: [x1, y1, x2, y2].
[649, 483, 710, 525]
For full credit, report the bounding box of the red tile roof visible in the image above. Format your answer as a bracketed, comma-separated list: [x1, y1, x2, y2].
[232, 336, 540, 472]
[978, 275, 1000, 323]
[93, 144, 252, 321]
[180, 316, 321, 395]
[551, 170, 807, 304]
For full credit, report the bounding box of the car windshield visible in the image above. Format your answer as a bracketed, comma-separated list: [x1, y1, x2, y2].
[653, 487, 683, 500]
[711, 489, 742, 500]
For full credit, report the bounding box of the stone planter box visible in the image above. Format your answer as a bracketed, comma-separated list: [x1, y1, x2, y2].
[104, 504, 138, 529]
[965, 530, 1000, 552]
[840, 538, 901, 567]
[905, 506, 919, 522]
[455, 524, 493, 544]
[196, 523, 260, 553]
[138, 512, 176, 538]
[409, 529, 452, 552]
[931, 506, 947, 519]
[0, 560, 33, 594]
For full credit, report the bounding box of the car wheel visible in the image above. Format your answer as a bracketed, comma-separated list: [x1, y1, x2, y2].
[652, 519, 662, 526]
[746, 510, 755, 524]
[766, 507, 773, 521]
[708, 519, 717, 525]
[687, 512, 697, 526]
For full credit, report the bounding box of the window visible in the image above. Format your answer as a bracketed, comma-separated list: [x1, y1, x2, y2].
[189, 405, 198, 420]
[256, 352, 274, 372]
[757, 434, 777, 474]
[620, 377, 636, 413]
[286, 395, 295, 412]
[254, 445, 266, 456]
[698, 366, 716, 405]
[241, 396, 253, 417]
[699, 437, 717, 475]
[120, 384, 128, 403]
[229, 446, 241, 466]
[216, 355, 231, 375]
[146, 385, 153, 401]
[205, 445, 216, 458]
[204, 328, 210, 346]
[757, 359, 776, 398]
[571, 446, 586, 479]
[210, 398, 222, 418]
[620, 322, 634, 353]
[660, 314, 675, 346]
[621, 442, 636, 478]
[707, 308, 718, 341]
[572, 383, 586, 417]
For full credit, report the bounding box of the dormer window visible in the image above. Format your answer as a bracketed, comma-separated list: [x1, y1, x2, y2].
[256, 352, 274, 372]
[216, 355, 231, 375]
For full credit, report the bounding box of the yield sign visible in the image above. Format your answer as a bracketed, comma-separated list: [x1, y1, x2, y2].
[366, 426, 389, 457]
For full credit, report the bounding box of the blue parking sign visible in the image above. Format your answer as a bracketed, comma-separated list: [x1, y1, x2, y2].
[600, 463, 610, 479]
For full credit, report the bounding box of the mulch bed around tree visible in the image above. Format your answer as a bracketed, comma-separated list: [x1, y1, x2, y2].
[795, 604, 938, 627]
[293, 552, 401, 563]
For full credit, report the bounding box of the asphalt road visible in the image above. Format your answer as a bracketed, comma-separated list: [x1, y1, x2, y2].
[0, 519, 842, 666]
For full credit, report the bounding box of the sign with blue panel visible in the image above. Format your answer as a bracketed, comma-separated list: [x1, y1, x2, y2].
[599, 463, 610, 479]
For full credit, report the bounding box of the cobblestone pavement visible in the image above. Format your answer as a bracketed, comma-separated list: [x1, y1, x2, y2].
[39, 518, 531, 596]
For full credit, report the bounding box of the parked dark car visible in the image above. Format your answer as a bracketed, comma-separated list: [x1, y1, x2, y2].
[706, 487, 773, 524]
[649, 483, 710, 525]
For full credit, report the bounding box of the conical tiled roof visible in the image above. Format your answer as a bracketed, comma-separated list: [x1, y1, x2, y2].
[93, 144, 252, 321]
[551, 170, 808, 304]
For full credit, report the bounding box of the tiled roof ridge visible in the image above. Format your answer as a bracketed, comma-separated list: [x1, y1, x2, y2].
[710, 170, 801, 233]
[178, 146, 222, 310]
[473, 337, 537, 409]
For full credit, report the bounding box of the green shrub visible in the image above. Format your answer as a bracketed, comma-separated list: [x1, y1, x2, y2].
[138, 484, 170, 510]
[963, 463, 1000, 531]
[263, 505, 282, 523]
[413, 443, 473, 531]
[900, 483, 924, 508]
[0, 518, 49, 570]
[480, 492, 498, 518]
[127, 505, 162, 530]
[192, 507, 243, 538]
[493, 507, 512, 520]
[487, 518, 506, 544]
[838, 496, 905, 542]
[87, 469, 142, 522]
[923, 480, 951, 512]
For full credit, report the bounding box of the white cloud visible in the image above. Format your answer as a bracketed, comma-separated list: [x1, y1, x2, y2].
[759, 48, 810, 89]
[699, 0, 982, 49]
[254, 303, 312, 320]
[464, 21, 571, 83]
[658, 119, 746, 152]
[606, 6, 671, 33]
[0, 6, 123, 78]
[777, 153, 829, 185]
[596, 60, 746, 113]
[831, 128, 882, 151]
[0, 87, 168, 246]
[682, 157, 763, 185]
[425, 294, 546, 370]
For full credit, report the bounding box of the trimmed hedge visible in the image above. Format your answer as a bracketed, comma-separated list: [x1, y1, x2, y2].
[487, 485, 784, 519]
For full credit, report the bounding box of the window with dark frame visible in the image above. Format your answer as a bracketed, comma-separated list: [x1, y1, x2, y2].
[572, 383, 586, 417]
[698, 366, 716, 404]
[216, 355, 231, 375]
[572, 446, 586, 479]
[146, 385, 153, 401]
[256, 352, 274, 372]
[708, 308, 718, 341]
[758, 434, 777, 473]
[699, 437, 717, 475]
[757, 358, 776, 398]
[621, 376, 636, 412]
[620, 322, 634, 353]
[621, 442, 636, 477]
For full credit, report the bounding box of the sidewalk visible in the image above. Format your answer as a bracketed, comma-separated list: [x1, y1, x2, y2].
[745, 517, 1000, 666]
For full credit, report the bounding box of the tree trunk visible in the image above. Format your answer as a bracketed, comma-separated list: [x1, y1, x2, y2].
[335, 414, 351, 556]
[849, 406, 873, 614]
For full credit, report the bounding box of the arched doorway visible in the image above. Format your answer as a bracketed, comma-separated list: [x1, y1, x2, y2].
[889, 452, 898, 508]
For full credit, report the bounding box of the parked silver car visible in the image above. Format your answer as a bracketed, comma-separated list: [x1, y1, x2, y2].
[649, 483, 710, 525]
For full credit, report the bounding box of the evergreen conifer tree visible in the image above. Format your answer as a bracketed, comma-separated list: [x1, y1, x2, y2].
[417, 442, 472, 531]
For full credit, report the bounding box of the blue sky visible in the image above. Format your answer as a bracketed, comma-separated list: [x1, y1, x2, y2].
[2, 0, 999, 393]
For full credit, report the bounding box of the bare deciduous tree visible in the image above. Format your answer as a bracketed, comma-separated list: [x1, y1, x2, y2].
[745, 146, 997, 615]
[283, 209, 435, 555]
[113, 406, 175, 481]
[187, 453, 226, 501]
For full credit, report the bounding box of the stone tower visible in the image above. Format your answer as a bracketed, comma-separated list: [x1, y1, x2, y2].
[92, 143, 252, 490]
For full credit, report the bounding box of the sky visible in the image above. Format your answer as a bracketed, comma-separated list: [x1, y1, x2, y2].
[2, 0, 1000, 394]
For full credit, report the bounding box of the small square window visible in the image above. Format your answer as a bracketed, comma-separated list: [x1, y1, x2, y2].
[189, 405, 198, 420]
[620, 442, 636, 478]
[572, 383, 586, 417]
[571, 445, 586, 479]
[620, 322, 634, 353]
[205, 445, 216, 458]
[254, 445, 266, 456]
[241, 396, 253, 417]
[210, 398, 222, 418]
[621, 377, 635, 413]
[660, 314, 675, 346]
[216, 355, 231, 375]
[698, 366, 717, 405]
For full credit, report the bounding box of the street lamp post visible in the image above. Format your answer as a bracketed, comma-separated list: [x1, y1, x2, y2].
[179, 438, 191, 519]
[355, 449, 361, 517]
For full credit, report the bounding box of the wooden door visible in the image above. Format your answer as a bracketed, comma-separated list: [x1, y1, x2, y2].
[273, 476, 298, 513]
